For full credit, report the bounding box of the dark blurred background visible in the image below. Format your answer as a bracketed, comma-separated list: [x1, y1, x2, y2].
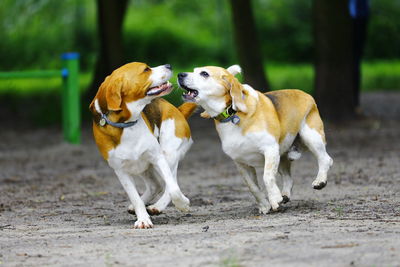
[0, 0, 399, 126]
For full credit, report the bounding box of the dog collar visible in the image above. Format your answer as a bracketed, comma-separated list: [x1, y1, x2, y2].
[213, 105, 240, 124]
[99, 113, 138, 128]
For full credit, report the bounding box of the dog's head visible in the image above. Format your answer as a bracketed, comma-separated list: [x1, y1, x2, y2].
[89, 62, 173, 116]
[178, 65, 247, 114]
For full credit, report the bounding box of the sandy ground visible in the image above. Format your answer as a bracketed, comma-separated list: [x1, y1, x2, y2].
[0, 92, 399, 266]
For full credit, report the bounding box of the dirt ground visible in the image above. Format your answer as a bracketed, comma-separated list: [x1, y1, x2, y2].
[1, 92, 399, 266]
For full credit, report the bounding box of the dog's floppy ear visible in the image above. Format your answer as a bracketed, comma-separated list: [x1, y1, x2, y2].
[88, 76, 125, 116]
[88, 99, 97, 116]
[88, 98, 104, 117]
[223, 74, 247, 113]
[227, 65, 241, 76]
[104, 77, 124, 111]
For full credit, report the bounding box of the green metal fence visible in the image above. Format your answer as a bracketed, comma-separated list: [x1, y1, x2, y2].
[0, 52, 81, 144]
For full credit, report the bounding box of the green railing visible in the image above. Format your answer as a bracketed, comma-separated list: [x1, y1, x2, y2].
[0, 52, 81, 144]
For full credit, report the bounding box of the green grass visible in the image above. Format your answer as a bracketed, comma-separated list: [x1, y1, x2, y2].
[361, 60, 400, 91]
[268, 60, 400, 93]
[0, 72, 92, 95]
[1, 61, 398, 96]
[268, 63, 314, 93]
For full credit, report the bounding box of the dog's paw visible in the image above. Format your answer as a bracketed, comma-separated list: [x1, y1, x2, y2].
[269, 194, 283, 211]
[288, 150, 301, 161]
[134, 217, 153, 229]
[146, 205, 162, 216]
[312, 180, 327, 190]
[172, 194, 190, 212]
[270, 202, 280, 211]
[258, 204, 271, 214]
[200, 111, 211, 119]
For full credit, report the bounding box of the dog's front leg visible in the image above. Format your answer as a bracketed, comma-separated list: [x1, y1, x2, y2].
[235, 161, 271, 214]
[114, 170, 153, 229]
[152, 156, 190, 212]
[262, 147, 283, 211]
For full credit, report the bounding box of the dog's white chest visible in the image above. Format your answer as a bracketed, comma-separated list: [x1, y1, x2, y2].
[108, 118, 159, 175]
[216, 122, 276, 167]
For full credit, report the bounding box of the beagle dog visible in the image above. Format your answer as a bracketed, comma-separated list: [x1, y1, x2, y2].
[89, 62, 196, 228]
[178, 65, 333, 213]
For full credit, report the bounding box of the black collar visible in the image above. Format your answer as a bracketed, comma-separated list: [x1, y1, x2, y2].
[99, 113, 138, 128]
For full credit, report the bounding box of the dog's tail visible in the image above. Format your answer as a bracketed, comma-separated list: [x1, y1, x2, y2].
[178, 102, 197, 119]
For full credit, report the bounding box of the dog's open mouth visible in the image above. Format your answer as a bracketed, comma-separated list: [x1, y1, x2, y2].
[181, 85, 198, 101]
[147, 82, 173, 96]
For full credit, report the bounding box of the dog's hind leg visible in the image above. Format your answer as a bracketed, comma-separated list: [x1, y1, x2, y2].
[235, 161, 271, 214]
[140, 175, 159, 204]
[299, 107, 333, 190]
[127, 170, 162, 215]
[146, 160, 178, 215]
[150, 156, 189, 212]
[139, 169, 162, 204]
[279, 156, 293, 203]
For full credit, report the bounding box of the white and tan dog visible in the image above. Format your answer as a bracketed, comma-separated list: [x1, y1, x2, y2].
[89, 62, 196, 228]
[178, 65, 333, 213]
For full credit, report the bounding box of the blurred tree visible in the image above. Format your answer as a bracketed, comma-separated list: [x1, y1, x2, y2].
[87, 0, 129, 99]
[314, 0, 355, 120]
[229, 0, 269, 91]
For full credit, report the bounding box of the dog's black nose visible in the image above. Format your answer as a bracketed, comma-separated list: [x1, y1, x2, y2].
[178, 72, 187, 79]
[164, 64, 172, 70]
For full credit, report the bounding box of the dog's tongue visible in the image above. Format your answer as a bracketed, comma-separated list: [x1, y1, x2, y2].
[147, 82, 171, 96]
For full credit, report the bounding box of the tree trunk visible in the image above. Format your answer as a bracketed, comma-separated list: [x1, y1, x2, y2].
[229, 0, 269, 91]
[314, 0, 355, 120]
[86, 0, 129, 100]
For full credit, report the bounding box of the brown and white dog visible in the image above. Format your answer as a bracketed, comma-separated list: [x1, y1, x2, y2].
[89, 62, 196, 228]
[178, 65, 333, 213]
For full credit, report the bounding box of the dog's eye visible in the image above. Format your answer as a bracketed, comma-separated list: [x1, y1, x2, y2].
[144, 67, 151, 72]
[200, 71, 209, 78]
